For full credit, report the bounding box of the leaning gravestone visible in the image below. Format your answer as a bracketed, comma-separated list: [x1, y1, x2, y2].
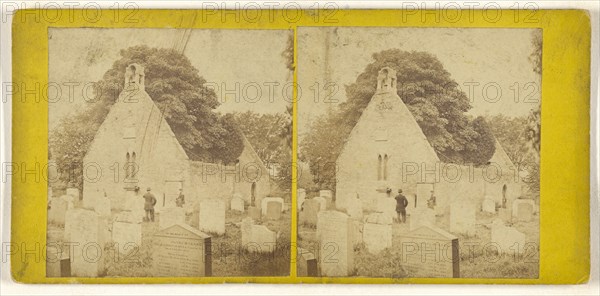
[297, 247, 318, 277]
[363, 213, 392, 254]
[313, 196, 327, 211]
[317, 211, 354, 277]
[48, 197, 68, 225]
[64, 208, 108, 277]
[266, 201, 283, 220]
[399, 225, 459, 278]
[482, 197, 496, 213]
[153, 224, 212, 276]
[112, 221, 142, 255]
[512, 199, 535, 222]
[198, 199, 226, 235]
[491, 219, 526, 254]
[409, 207, 436, 231]
[261, 197, 284, 215]
[230, 196, 245, 213]
[159, 207, 186, 230]
[299, 199, 320, 226]
[449, 202, 476, 235]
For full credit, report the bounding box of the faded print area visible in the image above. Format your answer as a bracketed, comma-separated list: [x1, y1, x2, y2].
[46, 28, 292, 277]
[297, 27, 541, 279]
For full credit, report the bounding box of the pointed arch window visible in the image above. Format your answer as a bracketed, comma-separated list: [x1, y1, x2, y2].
[384, 154, 389, 181]
[125, 152, 131, 179]
[131, 152, 137, 179]
[377, 154, 382, 180]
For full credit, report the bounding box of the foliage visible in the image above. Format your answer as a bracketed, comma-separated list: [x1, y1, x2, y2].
[50, 45, 244, 189]
[301, 49, 496, 188]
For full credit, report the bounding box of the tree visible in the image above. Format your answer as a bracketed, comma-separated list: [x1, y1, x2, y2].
[527, 30, 542, 157]
[50, 45, 244, 189]
[301, 49, 496, 188]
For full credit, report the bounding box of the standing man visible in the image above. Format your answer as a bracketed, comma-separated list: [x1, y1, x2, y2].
[143, 187, 157, 222]
[176, 188, 185, 208]
[428, 190, 437, 209]
[395, 189, 409, 223]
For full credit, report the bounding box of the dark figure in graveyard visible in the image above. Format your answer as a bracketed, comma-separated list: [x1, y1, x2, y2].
[143, 187, 157, 222]
[428, 191, 436, 209]
[176, 188, 185, 207]
[395, 189, 409, 223]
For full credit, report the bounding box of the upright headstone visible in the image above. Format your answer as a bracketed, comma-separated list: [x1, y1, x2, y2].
[48, 197, 68, 225]
[299, 199, 320, 226]
[376, 197, 397, 222]
[46, 245, 70, 277]
[346, 197, 363, 220]
[297, 188, 306, 210]
[64, 209, 108, 277]
[66, 187, 80, 200]
[363, 213, 392, 254]
[297, 247, 318, 277]
[449, 202, 476, 235]
[248, 206, 261, 221]
[94, 198, 111, 218]
[319, 189, 333, 200]
[317, 211, 353, 277]
[153, 224, 211, 276]
[60, 194, 75, 210]
[491, 219, 527, 254]
[230, 196, 245, 213]
[482, 197, 496, 213]
[351, 219, 363, 247]
[261, 197, 284, 215]
[248, 225, 277, 253]
[313, 196, 327, 211]
[266, 201, 283, 220]
[399, 225, 459, 278]
[198, 199, 226, 235]
[241, 217, 254, 247]
[409, 207, 436, 231]
[125, 191, 145, 223]
[512, 199, 535, 222]
[159, 207, 186, 230]
[112, 221, 142, 255]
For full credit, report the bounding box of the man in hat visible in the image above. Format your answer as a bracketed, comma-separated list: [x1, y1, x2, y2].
[395, 189, 409, 223]
[143, 187, 157, 222]
[176, 188, 185, 208]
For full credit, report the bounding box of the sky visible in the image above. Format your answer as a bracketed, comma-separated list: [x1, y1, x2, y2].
[297, 27, 542, 132]
[48, 28, 292, 129]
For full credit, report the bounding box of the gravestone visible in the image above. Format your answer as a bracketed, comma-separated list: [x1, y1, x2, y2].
[363, 213, 392, 254]
[399, 225, 459, 278]
[230, 196, 245, 213]
[297, 188, 306, 210]
[247, 225, 277, 253]
[351, 219, 363, 247]
[94, 198, 111, 218]
[317, 211, 353, 277]
[64, 209, 108, 277]
[299, 199, 320, 226]
[261, 197, 284, 215]
[297, 247, 318, 277]
[376, 197, 397, 222]
[449, 202, 476, 235]
[319, 189, 333, 200]
[46, 245, 70, 277]
[112, 221, 142, 255]
[153, 224, 211, 276]
[346, 197, 363, 220]
[409, 207, 436, 231]
[313, 196, 327, 211]
[482, 197, 496, 213]
[60, 194, 75, 210]
[266, 201, 283, 220]
[159, 207, 186, 230]
[66, 187, 80, 200]
[241, 217, 254, 247]
[491, 219, 526, 254]
[248, 206, 261, 221]
[48, 197, 68, 225]
[198, 199, 226, 235]
[125, 191, 145, 223]
[512, 199, 535, 222]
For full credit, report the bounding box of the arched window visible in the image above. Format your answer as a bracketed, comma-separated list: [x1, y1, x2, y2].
[384, 154, 389, 180]
[377, 154, 382, 180]
[125, 152, 131, 179]
[131, 152, 137, 179]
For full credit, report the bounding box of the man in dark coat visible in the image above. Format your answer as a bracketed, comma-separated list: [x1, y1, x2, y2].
[143, 187, 157, 222]
[395, 189, 409, 223]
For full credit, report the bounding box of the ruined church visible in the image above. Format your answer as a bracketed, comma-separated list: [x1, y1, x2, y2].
[83, 64, 271, 211]
[335, 67, 522, 214]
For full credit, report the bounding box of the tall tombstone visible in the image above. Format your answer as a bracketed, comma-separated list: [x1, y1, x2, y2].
[449, 202, 476, 235]
[112, 221, 142, 255]
[48, 197, 68, 225]
[482, 197, 496, 213]
[159, 207, 186, 230]
[240, 217, 254, 247]
[491, 219, 527, 254]
[376, 197, 397, 222]
[410, 207, 436, 231]
[317, 211, 354, 277]
[351, 219, 363, 247]
[512, 199, 535, 222]
[153, 224, 212, 276]
[299, 199, 320, 226]
[297, 188, 307, 210]
[399, 225, 459, 278]
[363, 213, 392, 254]
[297, 247, 318, 277]
[261, 197, 284, 215]
[64, 208, 108, 277]
[230, 196, 245, 213]
[198, 199, 226, 235]
[313, 196, 327, 211]
[266, 201, 283, 220]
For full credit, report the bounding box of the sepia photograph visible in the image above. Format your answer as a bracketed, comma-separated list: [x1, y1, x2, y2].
[46, 28, 293, 277]
[296, 27, 541, 278]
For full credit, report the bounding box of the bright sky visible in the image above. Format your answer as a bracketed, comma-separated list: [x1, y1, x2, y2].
[297, 27, 542, 132]
[48, 28, 292, 129]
